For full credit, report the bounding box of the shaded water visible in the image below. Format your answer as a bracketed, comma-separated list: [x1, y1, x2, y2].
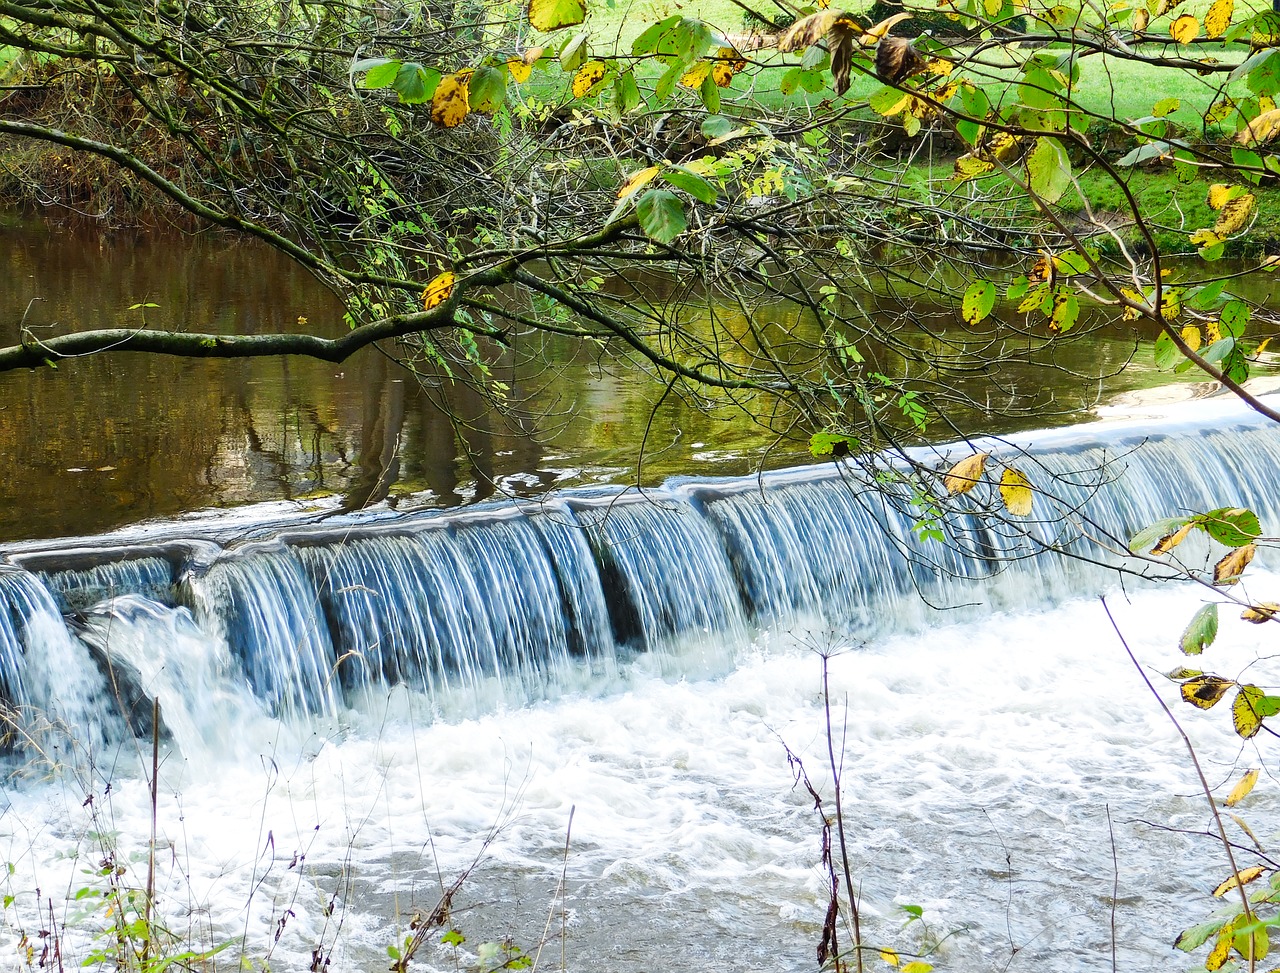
[1, 214, 1249, 542]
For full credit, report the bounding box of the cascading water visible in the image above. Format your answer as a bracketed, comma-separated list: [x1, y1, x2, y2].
[0, 396, 1277, 972]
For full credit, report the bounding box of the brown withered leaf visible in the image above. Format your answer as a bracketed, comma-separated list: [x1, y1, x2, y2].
[858, 12, 913, 44]
[943, 451, 989, 495]
[829, 17, 857, 95]
[876, 35, 927, 83]
[778, 10, 844, 52]
[1151, 521, 1194, 555]
[1214, 542, 1256, 584]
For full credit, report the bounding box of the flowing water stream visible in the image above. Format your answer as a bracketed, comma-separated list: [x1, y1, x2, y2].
[0, 395, 1277, 971]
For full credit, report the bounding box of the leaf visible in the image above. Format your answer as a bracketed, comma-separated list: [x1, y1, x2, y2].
[1238, 107, 1280, 145]
[1049, 290, 1079, 334]
[571, 60, 607, 97]
[430, 74, 470, 127]
[1180, 674, 1233, 709]
[393, 63, 439, 104]
[1227, 812, 1262, 849]
[999, 467, 1033, 516]
[422, 271, 455, 310]
[1197, 507, 1260, 547]
[1165, 666, 1204, 680]
[363, 58, 402, 89]
[810, 431, 853, 457]
[1225, 768, 1260, 806]
[1220, 299, 1251, 337]
[506, 57, 533, 83]
[1130, 515, 1193, 553]
[660, 165, 717, 204]
[1170, 13, 1200, 43]
[1214, 194, 1255, 236]
[778, 10, 843, 51]
[1152, 521, 1195, 555]
[1206, 922, 1235, 971]
[1180, 603, 1218, 655]
[860, 12, 912, 43]
[1205, 0, 1234, 37]
[1153, 96, 1181, 117]
[1233, 684, 1266, 738]
[1175, 918, 1227, 952]
[879, 947, 900, 967]
[614, 70, 641, 113]
[943, 452, 988, 494]
[1214, 542, 1256, 585]
[559, 33, 588, 72]
[528, 0, 586, 32]
[1212, 865, 1266, 897]
[1242, 601, 1280, 622]
[636, 189, 686, 244]
[468, 65, 506, 112]
[961, 280, 997, 325]
[900, 965, 933, 973]
[617, 165, 659, 201]
[1025, 138, 1071, 204]
[680, 59, 711, 89]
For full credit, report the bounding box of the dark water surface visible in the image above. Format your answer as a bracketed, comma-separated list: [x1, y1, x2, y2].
[0, 213, 1240, 542]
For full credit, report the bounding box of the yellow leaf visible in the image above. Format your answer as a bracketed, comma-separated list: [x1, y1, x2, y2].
[1029, 254, 1053, 283]
[422, 271, 455, 310]
[1226, 768, 1260, 806]
[1258, 336, 1273, 353]
[1181, 674, 1234, 709]
[712, 62, 735, 86]
[952, 155, 994, 181]
[1208, 183, 1237, 209]
[1228, 811, 1263, 849]
[1190, 228, 1223, 248]
[1215, 193, 1256, 236]
[507, 57, 533, 83]
[1169, 13, 1199, 42]
[522, 46, 546, 66]
[1242, 602, 1280, 622]
[1205, 0, 1234, 37]
[680, 60, 711, 88]
[943, 451, 988, 494]
[1233, 685, 1265, 739]
[983, 0, 1002, 15]
[1206, 922, 1236, 971]
[430, 73, 470, 128]
[1206, 319, 1222, 342]
[1161, 289, 1181, 321]
[1133, 7, 1150, 31]
[1151, 521, 1195, 555]
[999, 467, 1033, 516]
[572, 59, 607, 97]
[617, 165, 659, 200]
[879, 947, 900, 967]
[901, 965, 934, 973]
[1206, 99, 1236, 124]
[1214, 543, 1257, 585]
[1212, 865, 1265, 897]
[1179, 325, 1202, 352]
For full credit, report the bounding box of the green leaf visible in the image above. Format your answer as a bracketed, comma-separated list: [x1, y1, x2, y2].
[1176, 918, 1228, 952]
[441, 929, 465, 947]
[801, 44, 829, 71]
[660, 165, 717, 204]
[614, 70, 641, 113]
[1026, 137, 1071, 203]
[1220, 299, 1251, 337]
[529, 0, 587, 32]
[699, 72, 721, 113]
[809, 431, 853, 457]
[636, 188, 686, 243]
[701, 114, 734, 139]
[1180, 603, 1218, 655]
[468, 65, 506, 112]
[393, 63, 439, 104]
[655, 61, 683, 101]
[1153, 331, 1182, 370]
[559, 33, 588, 71]
[631, 15, 680, 55]
[1196, 507, 1261, 546]
[1153, 96, 1181, 116]
[362, 58, 401, 89]
[1050, 290, 1079, 333]
[1117, 141, 1172, 167]
[961, 280, 997, 325]
[1202, 336, 1237, 365]
[1187, 278, 1227, 310]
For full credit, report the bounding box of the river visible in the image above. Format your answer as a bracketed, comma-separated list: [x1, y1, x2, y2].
[0, 215, 1275, 972]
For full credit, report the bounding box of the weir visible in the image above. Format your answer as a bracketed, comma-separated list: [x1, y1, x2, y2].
[1, 396, 1277, 747]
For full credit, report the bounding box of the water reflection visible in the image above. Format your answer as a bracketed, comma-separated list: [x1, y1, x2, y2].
[2, 214, 1262, 542]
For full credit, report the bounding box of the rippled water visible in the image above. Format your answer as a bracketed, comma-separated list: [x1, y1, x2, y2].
[1, 576, 1268, 972]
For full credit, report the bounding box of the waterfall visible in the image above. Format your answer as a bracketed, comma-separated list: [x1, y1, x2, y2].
[0, 397, 1277, 749]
